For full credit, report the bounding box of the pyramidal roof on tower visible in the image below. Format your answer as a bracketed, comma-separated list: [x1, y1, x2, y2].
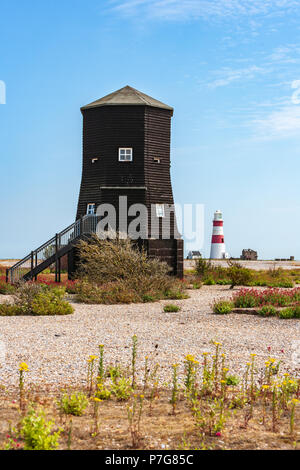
[81, 85, 173, 112]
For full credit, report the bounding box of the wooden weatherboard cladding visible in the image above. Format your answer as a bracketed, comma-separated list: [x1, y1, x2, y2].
[75, 86, 183, 277]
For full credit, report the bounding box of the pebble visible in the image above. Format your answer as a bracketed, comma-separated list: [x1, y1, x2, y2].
[0, 285, 299, 391]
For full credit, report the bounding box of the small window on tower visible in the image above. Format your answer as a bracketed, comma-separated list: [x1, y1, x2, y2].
[119, 148, 133, 162]
[156, 204, 165, 218]
[87, 203, 96, 215]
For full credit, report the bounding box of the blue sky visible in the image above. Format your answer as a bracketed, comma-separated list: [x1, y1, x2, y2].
[1, 0, 300, 259]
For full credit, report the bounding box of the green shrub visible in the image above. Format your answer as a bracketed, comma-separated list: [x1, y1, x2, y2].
[258, 305, 278, 317]
[142, 294, 155, 302]
[253, 280, 268, 287]
[165, 288, 189, 300]
[31, 289, 74, 316]
[212, 300, 233, 315]
[226, 375, 239, 386]
[95, 383, 112, 400]
[278, 308, 294, 319]
[293, 306, 300, 318]
[163, 304, 181, 313]
[277, 279, 294, 288]
[203, 277, 216, 286]
[58, 392, 88, 416]
[192, 282, 202, 289]
[268, 266, 284, 278]
[216, 279, 231, 285]
[107, 364, 124, 381]
[110, 377, 133, 401]
[227, 264, 252, 289]
[14, 283, 43, 314]
[195, 258, 212, 277]
[20, 408, 61, 450]
[1, 283, 74, 316]
[0, 303, 22, 316]
[0, 281, 16, 295]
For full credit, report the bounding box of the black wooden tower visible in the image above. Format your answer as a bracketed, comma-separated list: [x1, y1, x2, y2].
[6, 86, 183, 284]
[74, 85, 183, 277]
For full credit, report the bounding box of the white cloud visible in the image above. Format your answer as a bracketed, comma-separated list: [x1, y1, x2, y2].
[207, 65, 269, 88]
[253, 105, 300, 139]
[110, 0, 300, 21]
[268, 45, 300, 64]
[205, 44, 300, 89]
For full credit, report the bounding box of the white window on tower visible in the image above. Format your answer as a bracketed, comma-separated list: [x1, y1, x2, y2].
[119, 148, 133, 162]
[87, 203, 96, 215]
[156, 204, 165, 218]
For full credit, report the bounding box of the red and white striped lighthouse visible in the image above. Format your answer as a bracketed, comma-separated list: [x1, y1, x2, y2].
[210, 210, 226, 259]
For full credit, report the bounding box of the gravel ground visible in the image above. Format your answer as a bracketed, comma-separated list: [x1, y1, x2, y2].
[2, 259, 300, 270]
[0, 286, 299, 391]
[184, 259, 300, 270]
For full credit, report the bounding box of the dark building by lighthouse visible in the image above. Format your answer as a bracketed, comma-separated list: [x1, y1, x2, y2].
[76, 85, 183, 277]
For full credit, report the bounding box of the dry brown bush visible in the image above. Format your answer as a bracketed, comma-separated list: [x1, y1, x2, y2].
[75, 234, 186, 304]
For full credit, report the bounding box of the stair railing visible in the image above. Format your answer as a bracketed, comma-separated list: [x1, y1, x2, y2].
[6, 215, 100, 283]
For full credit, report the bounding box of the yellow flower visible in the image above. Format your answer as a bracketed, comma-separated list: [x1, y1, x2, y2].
[19, 362, 29, 372]
[185, 354, 196, 363]
[290, 398, 299, 405]
[202, 352, 209, 356]
[223, 368, 229, 372]
[92, 397, 102, 402]
[250, 353, 256, 357]
[220, 380, 226, 384]
[262, 385, 269, 390]
[140, 395, 144, 399]
[88, 355, 98, 363]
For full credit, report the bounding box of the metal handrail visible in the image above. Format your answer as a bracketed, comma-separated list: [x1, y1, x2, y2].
[6, 215, 100, 283]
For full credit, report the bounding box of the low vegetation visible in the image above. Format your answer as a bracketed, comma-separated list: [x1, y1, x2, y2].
[188, 259, 300, 289]
[0, 283, 73, 316]
[58, 392, 89, 417]
[73, 235, 188, 304]
[212, 299, 234, 315]
[0, 337, 299, 450]
[163, 304, 181, 313]
[210, 288, 300, 319]
[233, 287, 300, 308]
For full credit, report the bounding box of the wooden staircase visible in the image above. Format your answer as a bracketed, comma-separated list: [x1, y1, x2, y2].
[6, 215, 99, 283]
